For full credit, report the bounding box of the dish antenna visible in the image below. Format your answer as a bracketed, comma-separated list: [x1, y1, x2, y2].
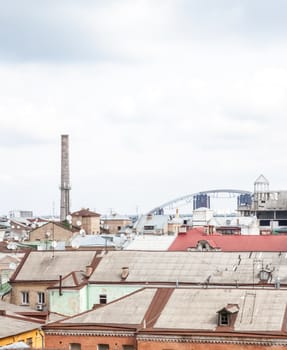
[7, 242, 17, 250]
[9, 262, 17, 270]
[76, 220, 82, 226]
[66, 215, 72, 223]
[80, 229, 86, 236]
[71, 240, 80, 249]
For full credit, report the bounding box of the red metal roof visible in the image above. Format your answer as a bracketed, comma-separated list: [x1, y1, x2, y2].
[169, 227, 287, 251]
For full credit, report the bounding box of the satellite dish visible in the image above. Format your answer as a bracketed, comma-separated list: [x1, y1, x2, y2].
[45, 231, 51, 238]
[9, 262, 16, 270]
[51, 240, 57, 248]
[80, 229, 86, 236]
[76, 220, 82, 226]
[71, 240, 80, 249]
[66, 215, 72, 223]
[7, 243, 17, 250]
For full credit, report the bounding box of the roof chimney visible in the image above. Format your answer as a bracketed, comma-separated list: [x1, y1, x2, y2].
[121, 266, 129, 280]
[60, 135, 71, 222]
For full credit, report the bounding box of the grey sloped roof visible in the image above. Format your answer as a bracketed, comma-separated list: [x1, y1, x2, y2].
[134, 215, 169, 232]
[0, 300, 36, 315]
[0, 315, 41, 338]
[89, 250, 287, 285]
[0, 341, 29, 349]
[155, 288, 287, 332]
[13, 250, 96, 281]
[56, 287, 287, 333]
[62, 288, 157, 325]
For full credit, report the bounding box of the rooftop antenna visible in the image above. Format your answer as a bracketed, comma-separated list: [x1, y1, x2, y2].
[60, 135, 71, 221]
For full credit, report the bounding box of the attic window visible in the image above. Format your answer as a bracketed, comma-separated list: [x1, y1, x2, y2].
[99, 294, 107, 304]
[219, 311, 229, 326]
[217, 304, 239, 327]
[144, 225, 154, 230]
[259, 269, 271, 282]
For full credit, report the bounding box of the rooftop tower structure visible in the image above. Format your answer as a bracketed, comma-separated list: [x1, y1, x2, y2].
[60, 135, 71, 221]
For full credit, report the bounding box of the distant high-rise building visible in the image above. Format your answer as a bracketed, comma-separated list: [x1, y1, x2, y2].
[9, 210, 33, 218]
[60, 135, 71, 222]
[193, 194, 210, 210]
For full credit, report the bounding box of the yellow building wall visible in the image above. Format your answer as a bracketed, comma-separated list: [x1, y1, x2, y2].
[0, 328, 44, 349]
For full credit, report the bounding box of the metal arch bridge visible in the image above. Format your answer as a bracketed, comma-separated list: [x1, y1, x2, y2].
[148, 189, 252, 214]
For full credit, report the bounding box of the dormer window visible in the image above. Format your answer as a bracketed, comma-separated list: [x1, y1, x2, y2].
[217, 304, 239, 327]
[219, 311, 229, 326]
[259, 269, 271, 282]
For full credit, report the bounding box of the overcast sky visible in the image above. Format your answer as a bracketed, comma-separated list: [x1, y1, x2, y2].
[0, 0, 287, 217]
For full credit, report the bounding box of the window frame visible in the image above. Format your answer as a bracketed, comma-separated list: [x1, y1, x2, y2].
[99, 294, 107, 304]
[38, 291, 45, 305]
[219, 311, 229, 326]
[21, 291, 29, 305]
[97, 345, 109, 350]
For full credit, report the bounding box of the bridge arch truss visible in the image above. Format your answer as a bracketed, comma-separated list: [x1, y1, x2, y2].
[148, 189, 252, 215]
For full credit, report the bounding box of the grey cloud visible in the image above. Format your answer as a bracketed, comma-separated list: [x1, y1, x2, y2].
[178, 0, 287, 43]
[0, 1, 113, 62]
[0, 128, 51, 148]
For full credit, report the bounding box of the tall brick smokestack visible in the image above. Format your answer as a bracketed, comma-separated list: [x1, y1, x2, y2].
[60, 135, 71, 221]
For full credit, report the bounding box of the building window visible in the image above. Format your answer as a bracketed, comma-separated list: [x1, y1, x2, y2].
[144, 225, 154, 230]
[122, 346, 134, 350]
[219, 311, 229, 326]
[21, 291, 29, 305]
[38, 292, 45, 304]
[69, 343, 81, 350]
[99, 294, 107, 304]
[26, 338, 33, 346]
[98, 345, 109, 350]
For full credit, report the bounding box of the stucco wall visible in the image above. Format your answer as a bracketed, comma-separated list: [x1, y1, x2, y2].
[10, 281, 50, 310]
[87, 284, 140, 309]
[49, 284, 140, 315]
[49, 289, 82, 316]
[29, 222, 73, 242]
[0, 329, 43, 348]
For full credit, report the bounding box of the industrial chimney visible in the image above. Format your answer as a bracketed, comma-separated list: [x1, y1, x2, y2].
[60, 135, 71, 222]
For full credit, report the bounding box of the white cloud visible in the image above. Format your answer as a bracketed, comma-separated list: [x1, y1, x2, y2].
[0, 1, 287, 215]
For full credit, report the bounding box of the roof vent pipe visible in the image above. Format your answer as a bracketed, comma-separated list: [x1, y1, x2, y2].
[86, 265, 93, 278]
[121, 266, 129, 280]
[275, 277, 280, 289]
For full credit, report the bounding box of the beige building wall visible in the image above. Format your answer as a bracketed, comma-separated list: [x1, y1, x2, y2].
[103, 218, 132, 234]
[72, 216, 100, 234]
[10, 281, 51, 310]
[29, 222, 74, 242]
